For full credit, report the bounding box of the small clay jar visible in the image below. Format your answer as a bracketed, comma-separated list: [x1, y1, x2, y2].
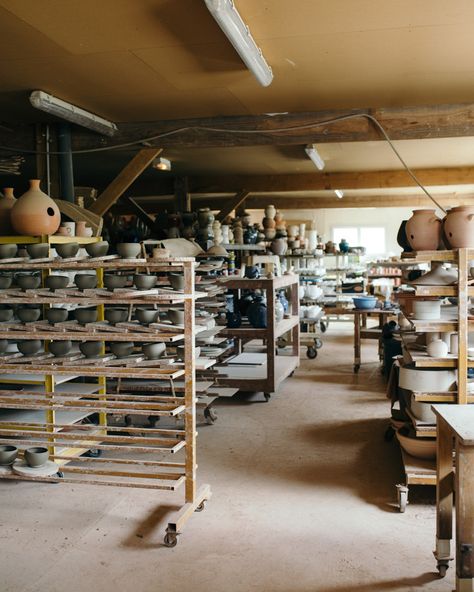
[405, 209, 442, 251]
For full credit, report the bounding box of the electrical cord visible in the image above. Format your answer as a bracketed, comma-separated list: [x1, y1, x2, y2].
[0, 112, 446, 212]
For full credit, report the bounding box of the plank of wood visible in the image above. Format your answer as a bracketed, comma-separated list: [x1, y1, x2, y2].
[54, 199, 103, 236]
[216, 189, 249, 221]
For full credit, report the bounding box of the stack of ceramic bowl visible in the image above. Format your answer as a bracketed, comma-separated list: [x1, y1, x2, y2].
[412, 299, 441, 320]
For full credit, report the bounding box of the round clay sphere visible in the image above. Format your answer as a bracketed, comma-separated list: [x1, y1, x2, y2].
[11, 179, 61, 236]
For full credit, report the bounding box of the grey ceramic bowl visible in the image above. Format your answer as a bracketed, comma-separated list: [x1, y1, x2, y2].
[167, 308, 185, 325]
[0, 339, 7, 354]
[0, 445, 18, 466]
[142, 342, 166, 360]
[16, 274, 41, 291]
[169, 273, 184, 291]
[0, 275, 12, 289]
[46, 308, 68, 324]
[85, 241, 109, 258]
[55, 242, 80, 258]
[17, 340, 42, 356]
[17, 306, 41, 323]
[135, 308, 158, 325]
[117, 243, 141, 259]
[24, 446, 49, 468]
[45, 275, 69, 291]
[79, 341, 103, 358]
[104, 274, 127, 291]
[74, 273, 97, 291]
[176, 345, 200, 361]
[133, 274, 157, 290]
[74, 308, 98, 325]
[48, 340, 72, 357]
[105, 308, 128, 325]
[26, 243, 49, 259]
[110, 341, 134, 358]
[0, 244, 17, 259]
[0, 307, 13, 322]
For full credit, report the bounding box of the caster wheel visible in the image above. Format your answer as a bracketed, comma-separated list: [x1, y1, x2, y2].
[83, 448, 102, 458]
[204, 408, 217, 424]
[320, 321, 327, 333]
[314, 338, 323, 349]
[164, 532, 178, 548]
[195, 501, 205, 512]
[264, 393, 271, 402]
[124, 415, 133, 427]
[306, 346, 317, 359]
[56, 471, 64, 478]
[396, 484, 408, 513]
[437, 563, 449, 578]
[384, 426, 395, 442]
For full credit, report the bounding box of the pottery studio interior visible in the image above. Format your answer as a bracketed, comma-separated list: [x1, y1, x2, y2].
[3, 2, 474, 592]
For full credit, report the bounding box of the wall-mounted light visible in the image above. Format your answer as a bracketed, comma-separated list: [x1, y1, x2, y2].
[204, 0, 273, 87]
[29, 90, 118, 137]
[152, 157, 171, 171]
[335, 189, 344, 199]
[304, 144, 325, 170]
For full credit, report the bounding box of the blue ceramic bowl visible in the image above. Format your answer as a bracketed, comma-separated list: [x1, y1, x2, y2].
[353, 296, 377, 310]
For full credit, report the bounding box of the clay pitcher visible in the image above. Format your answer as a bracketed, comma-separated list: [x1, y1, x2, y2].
[0, 187, 16, 234]
[405, 209, 441, 251]
[443, 206, 474, 248]
[11, 180, 61, 236]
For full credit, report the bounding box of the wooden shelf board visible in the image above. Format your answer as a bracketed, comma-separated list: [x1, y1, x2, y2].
[400, 449, 436, 483]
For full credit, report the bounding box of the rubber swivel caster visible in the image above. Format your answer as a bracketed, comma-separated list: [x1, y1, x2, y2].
[204, 407, 218, 424]
[306, 346, 317, 359]
[264, 393, 271, 402]
[195, 501, 206, 512]
[164, 532, 178, 548]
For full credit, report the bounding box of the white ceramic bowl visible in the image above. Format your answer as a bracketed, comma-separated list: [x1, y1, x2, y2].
[399, 364, 456, 392]
[409, 394, 438, 423]
[413, 300, 441, 320]
[396, 428, 436, 460]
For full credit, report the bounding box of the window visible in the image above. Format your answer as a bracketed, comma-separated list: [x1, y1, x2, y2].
[332, 226, 386, 255]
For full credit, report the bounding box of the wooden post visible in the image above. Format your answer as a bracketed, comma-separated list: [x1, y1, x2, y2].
[458, 248, 468, 405]
[183, 259, 196, 503]
[216, 190, 249, 222]
[174, 176, 190, 213]
[435, 416, 454, 562]
[455, 440, 474, 585]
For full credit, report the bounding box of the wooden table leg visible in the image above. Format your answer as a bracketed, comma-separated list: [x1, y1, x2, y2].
[354, 312, 361, 373]
[455, 440, 474, 591]
[435, 416, 454, 577]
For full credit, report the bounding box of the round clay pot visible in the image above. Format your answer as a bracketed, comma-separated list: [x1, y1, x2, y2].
[16, 274, 41, 291]
[45, 275, 69, 291]
[46, 308, 68, 324]
[0, 306, 13, 321]
[169, 273, 184, 290]
[55, 242, 80, 258]
[117, 243, 141, 259]
[104, 274, 127, 291]
[135, 308, 158, 325]
[0, 275, 12, 289]
[79, 341, 103, 358]
[0, 188, 16, 234]
[74, 307, 97, 325]
[104, 307, 128, 325]
[427, 338, 449, 358]
[0, 445, 18, 466]
[271, 238, 287, 256]
[142, 342, 166, 360]
[405, 209, 442, 251]
[17, 306, 41, 323]
[110, 341, 134, 358]
[262, 217, 276, 229]
[11, 179, 61, 236]
[26, 243, 49, 259]
[167, 308, 185, 325]
[133, 274, 157, 290]
[264, 228, 276, 240]
[85, 241, 109, 257]
[443, 206, 474, 248]
[24, 446, 49, 468]
[48, 340, 72, 357]
[0, 244, 17, 259]
[17, 340, 42, 356]
[74, 273, 97, 291]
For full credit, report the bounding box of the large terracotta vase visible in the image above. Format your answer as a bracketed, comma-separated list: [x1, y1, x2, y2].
[443, 206, 474, 248]
[405, 209, 442, 251]
[11, 180, 61, 236]
[0, 188, 16, 234]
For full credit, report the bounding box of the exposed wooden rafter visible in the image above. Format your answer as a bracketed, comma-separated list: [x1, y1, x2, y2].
[216, 190, 249, 221]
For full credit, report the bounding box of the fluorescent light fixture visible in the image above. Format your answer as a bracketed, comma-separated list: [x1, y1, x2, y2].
[29, 90, 118, 137]
[152, 157, 171, 171]
[305, 144, 325, 170]
[204, 0, 273, 87]
[335, 189, 344, 199]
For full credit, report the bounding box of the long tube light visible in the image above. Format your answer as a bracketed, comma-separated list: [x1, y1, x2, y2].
[305, 144, 325, 170]
[29, 90, 118, 137]
[204, 0, 273, 87]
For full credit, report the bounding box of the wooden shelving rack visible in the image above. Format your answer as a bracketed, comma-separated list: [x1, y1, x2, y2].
[0, 250, 210, 546]
[394, 248, 470, 511]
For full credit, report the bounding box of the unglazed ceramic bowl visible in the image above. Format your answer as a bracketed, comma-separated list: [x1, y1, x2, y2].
[0, 445, 18, 466]
[17, 340, 42, 356]
[117, 243, 141, 259]
[16, 274, 41, 291]
[142, 342, 166, 360]
[169, 274, 184, 291]
[55, 242, 80, 258]
[167, 308, 185, 325]
[133, 274, 157, 290]
[0, 244, 17, 259]
[17, 306, 41, 323]
[0, 307, 13, 322]
[412, 300, 441, 320]
[48, 340, 72, 357]
[74, 273, 97, 290]
[110, 341, 134, 358]
[46, 308, 68, 324]
[74, 307, 98, 325]
[104, 274, 127, 291]
[176, 345, 200, 361]
[105, 308, 128, 325]
[26, 243, 50, 259]
[0, 339, 8, 354]
[85, 241, 109, 257]
[409, 394, 440, 423]
[396, 428, 436, 460]
[0, 275, 12, 290]
[399, 363, 456, 392]
[79, 341, 103, 358]
[24, 446, 49, 468]
[135, 308, 158, 325]
[45, 275, 69, 291]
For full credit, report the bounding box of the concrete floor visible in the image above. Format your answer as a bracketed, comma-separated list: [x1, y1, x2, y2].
[0, 324, 453, 592]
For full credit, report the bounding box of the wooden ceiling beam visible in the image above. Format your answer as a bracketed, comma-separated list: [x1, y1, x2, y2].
[216, 189, 249, 222]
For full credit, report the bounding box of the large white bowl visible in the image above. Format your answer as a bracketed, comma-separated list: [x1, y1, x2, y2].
[396, 428, 436, 460]
[409, 394, 438, 423]
[413, 300, 441, 320]
[399, 364, 456, 392]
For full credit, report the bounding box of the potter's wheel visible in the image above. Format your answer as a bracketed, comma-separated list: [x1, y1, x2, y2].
[12, 460, 59, 477]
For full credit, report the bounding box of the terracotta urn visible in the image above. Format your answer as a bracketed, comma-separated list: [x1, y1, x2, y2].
[443, 206, 474, 248]
[0, 188, 16, 234]
[405, 209, 442, 251]
[11, 180, 61, 236]
[264, 205, 276, 219]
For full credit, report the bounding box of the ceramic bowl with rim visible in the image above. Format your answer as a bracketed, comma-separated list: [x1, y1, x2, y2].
[74, 307, 98, 325]
[133, 274, 157, 290]
[26, 243, 50, 259]
[169, 273, 184, 291]
[46, 308, 68, 324]
[0, 339, 7, 354]
[45, 275, 69, 291]
[105, 307, 128, 325]
[0, 307, 13, 322]
[135, 308, 158, 325]
[74, 273, 97, 290]
[0, 274, 12, 290]
[17, 306, 41, 323]
[104, 274, 127, 291]
[48, 340, 72, 357]
[85, 241, 109, 258]
[399, 363, 456, 392]
[110, 341, 134, 358]
[409, 393, 446, 423]
[17, 340, 43, 356]
[167, 308, 185, 325]
[353, 296, 377, 310]
[142, 342, 166, 360]
[55, 242, 80, 258]
[176, 345, 200, 361]
[0, 445, 18, 466]
[413, 299, 441, 320]
[24, 446, 49, 468]
[79, 341, 103, 358]
[0, 244, 17, 259]
[396, 427, 436, 460]
[117, 243, 141, 259]
[16, 274, 41, 291]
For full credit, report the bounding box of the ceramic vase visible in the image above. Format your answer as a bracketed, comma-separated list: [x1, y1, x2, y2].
[265, 205, 276, 219]
[288, 225, 298, 239]
[221, 225, 230, 244]
[274, 211, 285, 228]
[11, 180, 61, 236]
[0, 187, 16, 234]
[233, 225, 243, 244]
[308, 230, 318, 251]
[262, 217, 276, 229]
[299, 223, 306, 240]
[405, 209, 442, 251]
[247, 296, 267, 328]
[271, 238, 287, 256]
[427, 339, 449, 358]
[275, 297, 284, 322]
[443, 206, 474, 248]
